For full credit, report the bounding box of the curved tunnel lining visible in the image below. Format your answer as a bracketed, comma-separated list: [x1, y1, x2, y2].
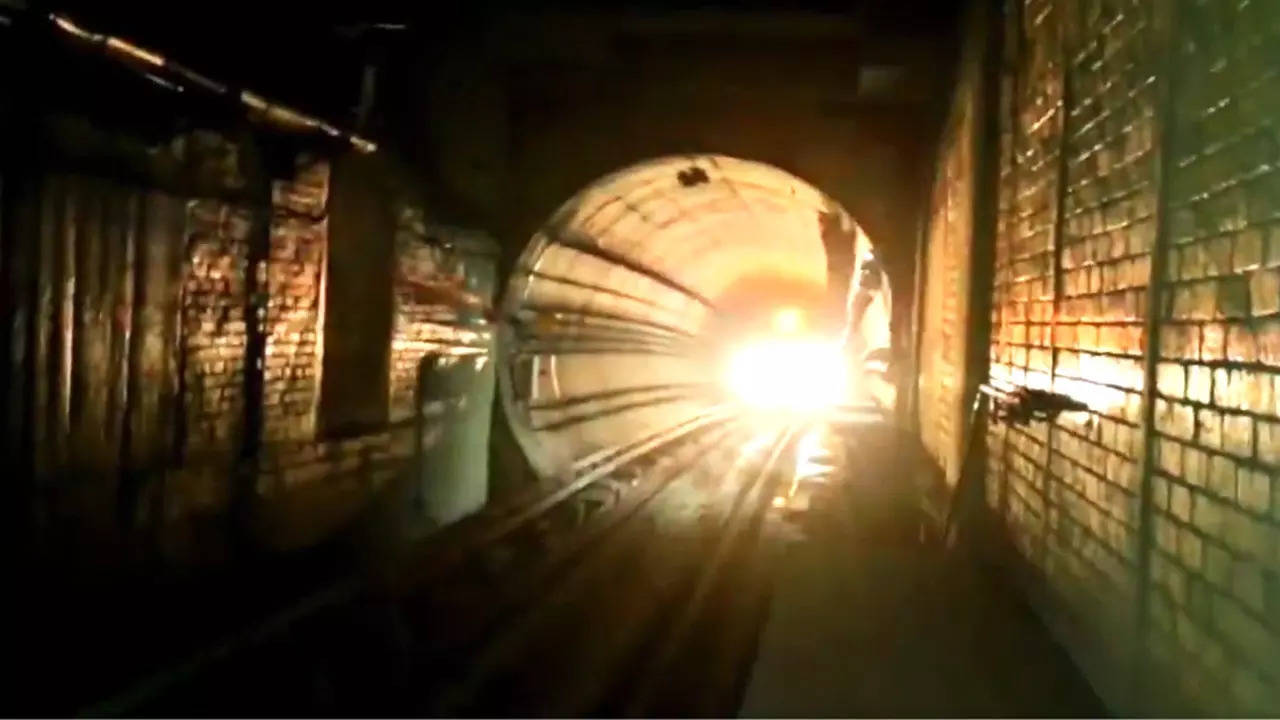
[499, 154, 892, 481]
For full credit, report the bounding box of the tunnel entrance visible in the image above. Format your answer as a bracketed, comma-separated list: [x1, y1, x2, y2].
[497, 154, 892, 482]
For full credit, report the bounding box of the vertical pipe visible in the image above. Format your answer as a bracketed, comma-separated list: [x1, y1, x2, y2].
[117, 191, 141, 532]
[242, 209, 268, 462]
[998, 0, 1024, 528]
[309, 190, 328, 438]
[98, 183, 128, 533]
[232, 132, 272, 554]
[172, 203, 190, 466]
[118, 192, 138, 462]
[159, 194, 187, 549]
[961, 0, 1006, 526]
[53, 178, 75, 480]
[1040, 0, 1074, 569]
[70, 181, 96, 473]
[33, 178, 55, 484]
[1132, 0, 1178, 711]
[906, 161, 929, 433]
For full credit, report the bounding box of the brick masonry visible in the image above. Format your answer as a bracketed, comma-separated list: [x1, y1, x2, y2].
[172, 155, 330, 515]
[157, 146, 494, 549]
[919, 77, 975, 487]
[925, 0, 1280, 715]
[389, 206, 493, 424]
[1151, 0, 1280, 711]
[181, 198, 250, 459]
[256, 429, 414, 496]
[264, 158, 328, 442]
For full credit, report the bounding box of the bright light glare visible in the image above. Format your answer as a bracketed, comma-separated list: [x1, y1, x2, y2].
[741, 431, 776, 456]
[796, 427, 825, 457]
[772, 307, 805, 334]
[725, 338, 848, 412]
[794, 427, 835, 480]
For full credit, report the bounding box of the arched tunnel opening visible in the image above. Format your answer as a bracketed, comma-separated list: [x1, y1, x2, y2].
[498, 154, 894, 484]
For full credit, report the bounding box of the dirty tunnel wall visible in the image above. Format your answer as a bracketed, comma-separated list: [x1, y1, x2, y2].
[923, 0, 1280, 715]
[1, 130, 500, 568]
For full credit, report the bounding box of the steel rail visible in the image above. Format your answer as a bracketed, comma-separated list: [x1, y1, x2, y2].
[527, 382, 714, 412]
[622, 422, 798, 715]
[418, 405, 737, 582]
[422, 417, 761, 716]
[83, 405, 735, 717]
[528, 393, 720, 433]
[567, 404, 734, 473]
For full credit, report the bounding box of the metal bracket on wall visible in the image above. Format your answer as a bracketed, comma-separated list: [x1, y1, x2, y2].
[941, 381, 1089, 548]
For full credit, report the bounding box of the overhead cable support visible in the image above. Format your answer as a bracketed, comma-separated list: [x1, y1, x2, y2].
[43, 12, 377, 153]
[511, 321, 698, 352]
[513, 343, 692, 359]
[520, 269, 689, 317]
[541, 227, 718, 311]
[511, 302, 699, 340]
[514, 332, 695, 357]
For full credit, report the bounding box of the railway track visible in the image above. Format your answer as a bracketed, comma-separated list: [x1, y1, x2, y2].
[98, 410, 802, 717]
[414, 418, 796, 717]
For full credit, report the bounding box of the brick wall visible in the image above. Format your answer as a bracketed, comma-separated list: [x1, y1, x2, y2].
[250, 425, 416, 550]
[179, 152, 331, 458]
[992, 0, 1153, 708]
[987, 0, 1067, 576]
[390, 207, 448, 423]
[7, 100, 500, 707]
[386, 209, 497, 534]
[1150, 0, 1280, 711]
[390, 207, 493, 424]
[264, 158, 328, 442]
[181, 199, 250, 458]
[256, 429, 413, 497]
[919, 49, 977, 486]
[925, 0, 1280, 714]
[6, 130, 501, 562]
[166, 155, 502, 553]
[170, 155, 333, 522]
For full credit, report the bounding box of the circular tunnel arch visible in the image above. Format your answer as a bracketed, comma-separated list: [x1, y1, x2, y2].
[498, 154, 892, 482]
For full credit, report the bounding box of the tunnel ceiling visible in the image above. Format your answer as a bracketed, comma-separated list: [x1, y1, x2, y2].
[499, 154, 874, 481]
[39, 3, 959, 145]
[537, 155, 847, 316]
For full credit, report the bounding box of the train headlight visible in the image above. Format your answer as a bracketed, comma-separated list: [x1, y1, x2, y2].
[724, 337, 848, 412]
